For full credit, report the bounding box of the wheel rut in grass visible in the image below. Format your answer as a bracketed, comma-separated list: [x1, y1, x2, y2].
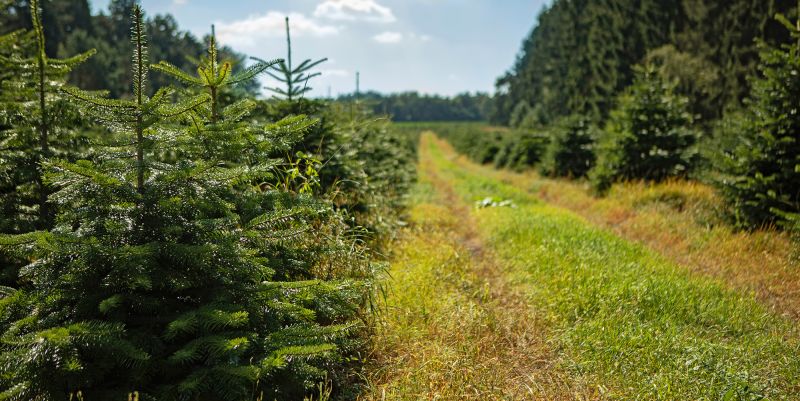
[437, 133, 800, 321]
[427, 148, 564, 397]
[360, 133, 581, 400]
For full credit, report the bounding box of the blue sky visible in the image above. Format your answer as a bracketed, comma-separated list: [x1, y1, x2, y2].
[90, 0, 548, 97]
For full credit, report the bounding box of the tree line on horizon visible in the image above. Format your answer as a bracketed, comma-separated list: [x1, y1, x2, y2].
[337, 91, 493, 122]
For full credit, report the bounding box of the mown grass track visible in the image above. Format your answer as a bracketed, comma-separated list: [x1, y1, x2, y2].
[363, 132, 800, 400]
[359, 135, 580, 400]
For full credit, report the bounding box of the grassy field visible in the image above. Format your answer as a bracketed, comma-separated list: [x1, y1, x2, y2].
[474, 160, 800, 321]
[364, 131, 800, 400]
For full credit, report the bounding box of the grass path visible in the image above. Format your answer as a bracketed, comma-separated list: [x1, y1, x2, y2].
[433, 130, 800, 320]
[359, 134, 579, 400]
[362, 133, 800, 400]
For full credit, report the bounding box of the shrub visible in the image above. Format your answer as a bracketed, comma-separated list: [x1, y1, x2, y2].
[539, 115, 597, 178]
[713, 15, 800, 228]
[493, 130, 549, 170]
[508, 101, 531, 128]
[591, 64, 698, 193]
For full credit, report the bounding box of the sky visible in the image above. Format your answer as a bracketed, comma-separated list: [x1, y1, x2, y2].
[90, 0, 548, 97]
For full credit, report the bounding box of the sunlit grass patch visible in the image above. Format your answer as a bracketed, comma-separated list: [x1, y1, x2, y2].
[430, 128, 800, 321]
[362, 140, 575, 400]
[362, 205, 537, 400]
[478, 204, 800, 400]
[423, 133, 800, 400]
[500, 170, 800, 320]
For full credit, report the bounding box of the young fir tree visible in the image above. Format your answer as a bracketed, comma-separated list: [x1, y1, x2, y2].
[0, 0, 94, 233]
[264, 17, 327, 102]
[0, 5, 365, 400]
[254, 16, 345, 198]
[714, 7, 800, 229]
[591, 64, 697, 193]
[540, 115, 598, 178]
[0, 0, 94, 289]
[492, 131, 549, 170]
[151, 25, 287, 163]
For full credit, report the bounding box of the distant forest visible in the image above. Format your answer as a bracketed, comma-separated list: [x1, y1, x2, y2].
[492, 0, 798, 127]
[337, 91, 493, 122]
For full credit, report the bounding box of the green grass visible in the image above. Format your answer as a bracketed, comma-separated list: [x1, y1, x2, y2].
[361, 136, 572, 400]
[423, 134, 800, 400]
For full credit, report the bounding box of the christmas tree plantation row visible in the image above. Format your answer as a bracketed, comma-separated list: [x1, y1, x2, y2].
[0, 1, 416, 400]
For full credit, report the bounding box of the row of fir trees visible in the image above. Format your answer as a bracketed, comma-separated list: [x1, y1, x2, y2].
[460, 0, 799, 233]
[0, 1, 416, 400]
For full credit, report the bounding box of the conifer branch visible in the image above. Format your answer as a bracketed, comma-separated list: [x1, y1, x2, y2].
[265, 71, 289, 83]
[228, 58, 281, 86]
[47, 49, 97, 66]
[151, 61, 204, 85]
[155, 94, 210, 118]
[61, 86, 137, 113]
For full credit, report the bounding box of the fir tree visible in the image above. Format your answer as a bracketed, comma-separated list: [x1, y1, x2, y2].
[0, 0, 94, 291]
[714, 7, 800, 228]
[152, 25, 284, 163]
[591, 64, 697, 192]
[0, 5, 365, 400]
[493, 131, 549, 171]
[540, 115, 598, 178]
[264, 17, 327, 102]
[0, 0, 94, 232]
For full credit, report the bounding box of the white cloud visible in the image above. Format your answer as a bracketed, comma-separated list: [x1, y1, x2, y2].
[373, 31, 403, 44]
[373, 31, 432, 45]
[215, 12, 339, 48]
[173, 0, 188, 5]
[314, 0, 396, 23]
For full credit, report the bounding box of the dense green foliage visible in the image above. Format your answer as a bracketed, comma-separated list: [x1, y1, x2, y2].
[0, 0, 94, 288]
[591, 65, 698, 192]
[0, 0, 93, 234]
[339, 91, 492, 122]
[493, 131, 549, 171]
[539, 116, 597, 178]
[713, 16, 800, 229]
[493, 0, 796, 126]
[252, 20, 417, 242]
[0, 2, 416, 400]
[423, 122, 547, 171]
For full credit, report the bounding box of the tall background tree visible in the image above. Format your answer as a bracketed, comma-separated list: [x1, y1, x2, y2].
[493, 0, 796, 127]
